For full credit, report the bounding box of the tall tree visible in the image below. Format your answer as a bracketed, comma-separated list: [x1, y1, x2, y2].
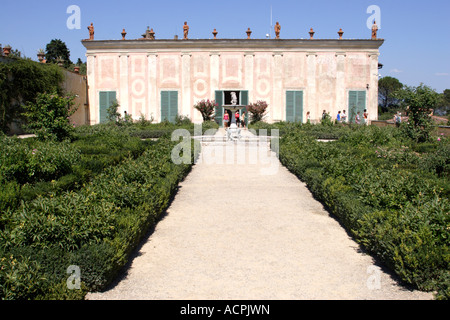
[436, 89, 450, 115]
[443, 89, 450, 107]
[378, 76, 403, 112]
[45, 39, 72, 68]
[394, 84, 442, 142]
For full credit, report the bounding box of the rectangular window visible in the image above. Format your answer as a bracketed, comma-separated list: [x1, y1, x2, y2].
[99, 91, 117, 124]
[286, 91, 303, 123]
[214, 90, 249, 127]
[161, 91, 178, 123]
[348, 91, 366, 123]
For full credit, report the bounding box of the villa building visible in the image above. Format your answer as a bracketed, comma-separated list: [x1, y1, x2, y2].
[82, 24, 384, 125]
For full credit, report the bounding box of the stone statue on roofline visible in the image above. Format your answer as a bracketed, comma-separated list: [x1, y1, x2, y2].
[88, 23, 94, 40]
[142, 27, 156, 40]
[275, 22, 281, 39]
[371, 20, 378, 40]
[183, 22, 189, 40]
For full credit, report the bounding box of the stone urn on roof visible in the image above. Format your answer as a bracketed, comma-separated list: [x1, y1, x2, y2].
[246, 28, 252, 39]
[3, 45, 11, 57]
[37, 48, 45, 63]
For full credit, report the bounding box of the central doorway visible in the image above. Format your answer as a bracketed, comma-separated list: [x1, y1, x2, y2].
[214, 90, 249, 127]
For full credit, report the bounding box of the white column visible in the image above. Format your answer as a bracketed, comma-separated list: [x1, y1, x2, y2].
[244, 52, 254, 103]
[210, 53, 220, 95]
[147, 53, 158, 122]
[119, 53, 129, 115]
[86, 54, 97, 124]
[272, 52, 284, 122]
[335, 53, 347, 115]
[181, 52, 191, 118]
[369, 53, 380, 122]
[306, 52, 317, 122]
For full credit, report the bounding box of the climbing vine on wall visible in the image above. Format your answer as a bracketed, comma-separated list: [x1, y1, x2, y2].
[0, 58, 64, 133]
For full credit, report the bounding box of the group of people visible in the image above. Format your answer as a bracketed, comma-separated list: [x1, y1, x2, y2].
[223, 110, 246, 129]
[314, 109, 370, 125]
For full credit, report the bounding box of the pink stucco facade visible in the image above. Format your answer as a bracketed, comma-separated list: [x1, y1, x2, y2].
[82, 38, 383, 124]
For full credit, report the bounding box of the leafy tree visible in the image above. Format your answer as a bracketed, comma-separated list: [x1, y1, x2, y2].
[45, 39, 72, 68]
[22, 91, 78, 141]
[378, 76, 403, 112]
[394, 84, 442, 142]
[247, 101, 269, 124]
[106, 100, 121, 123]
[8, 49, 23, 59]
[194, 99, 217, 121]
[436, 89, 450, 115]
[444, 89, 450, 105]
[0, 59, 64, 133]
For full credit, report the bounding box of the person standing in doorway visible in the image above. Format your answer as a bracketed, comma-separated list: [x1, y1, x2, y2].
[235, 111, 240, 127]
[241, 111, 246, 128]
[224, 111, 229, 128]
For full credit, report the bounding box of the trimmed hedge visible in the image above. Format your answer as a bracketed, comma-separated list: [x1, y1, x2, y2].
[278, 125, 449, 299]
[0, 134, 199, 299]
[0, 130, 152, 216]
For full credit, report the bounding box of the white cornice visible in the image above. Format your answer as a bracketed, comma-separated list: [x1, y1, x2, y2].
[82, 39, 384, 52]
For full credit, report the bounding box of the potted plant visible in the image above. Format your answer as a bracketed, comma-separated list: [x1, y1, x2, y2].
[3, 45, 12, 57]
[37, 48, 45, 62]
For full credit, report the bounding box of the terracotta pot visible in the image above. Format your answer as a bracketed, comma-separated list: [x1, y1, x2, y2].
[3, 46, 11, 57]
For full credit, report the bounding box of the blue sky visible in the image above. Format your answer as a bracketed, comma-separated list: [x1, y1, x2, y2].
[1, 0, 449, 92]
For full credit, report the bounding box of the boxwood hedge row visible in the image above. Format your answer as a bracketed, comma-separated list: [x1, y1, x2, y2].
[0, 135, 199, 300]
[277, 125, 449, 299]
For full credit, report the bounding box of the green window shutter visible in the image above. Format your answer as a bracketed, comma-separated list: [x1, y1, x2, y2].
[169, 91, 178, 123]
[348, 91, 366, 123]
[99, 91, 116, 124]
[161, 91, 170, 122]
[286, 91, 303, 123]
[215, 91, 223, 126]
[241, 91, 249, 106]
[161, 91, 178, 123]
[99, 92, 108, 124]
[357, 91, 366, 111]
[286, 91, 295, 122]
[294, 91, 303, 123]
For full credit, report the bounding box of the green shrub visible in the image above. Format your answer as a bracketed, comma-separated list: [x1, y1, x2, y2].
[0, 59, 64, 134]
[278, 124, 449, 299]
[0, 136, 81, 184]
[0, 253, 47, 300]
[22, 92, 78, 141]
[0, 131, 198, 299]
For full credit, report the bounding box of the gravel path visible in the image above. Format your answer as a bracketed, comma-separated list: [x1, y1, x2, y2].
[87, 129, 434, 300]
